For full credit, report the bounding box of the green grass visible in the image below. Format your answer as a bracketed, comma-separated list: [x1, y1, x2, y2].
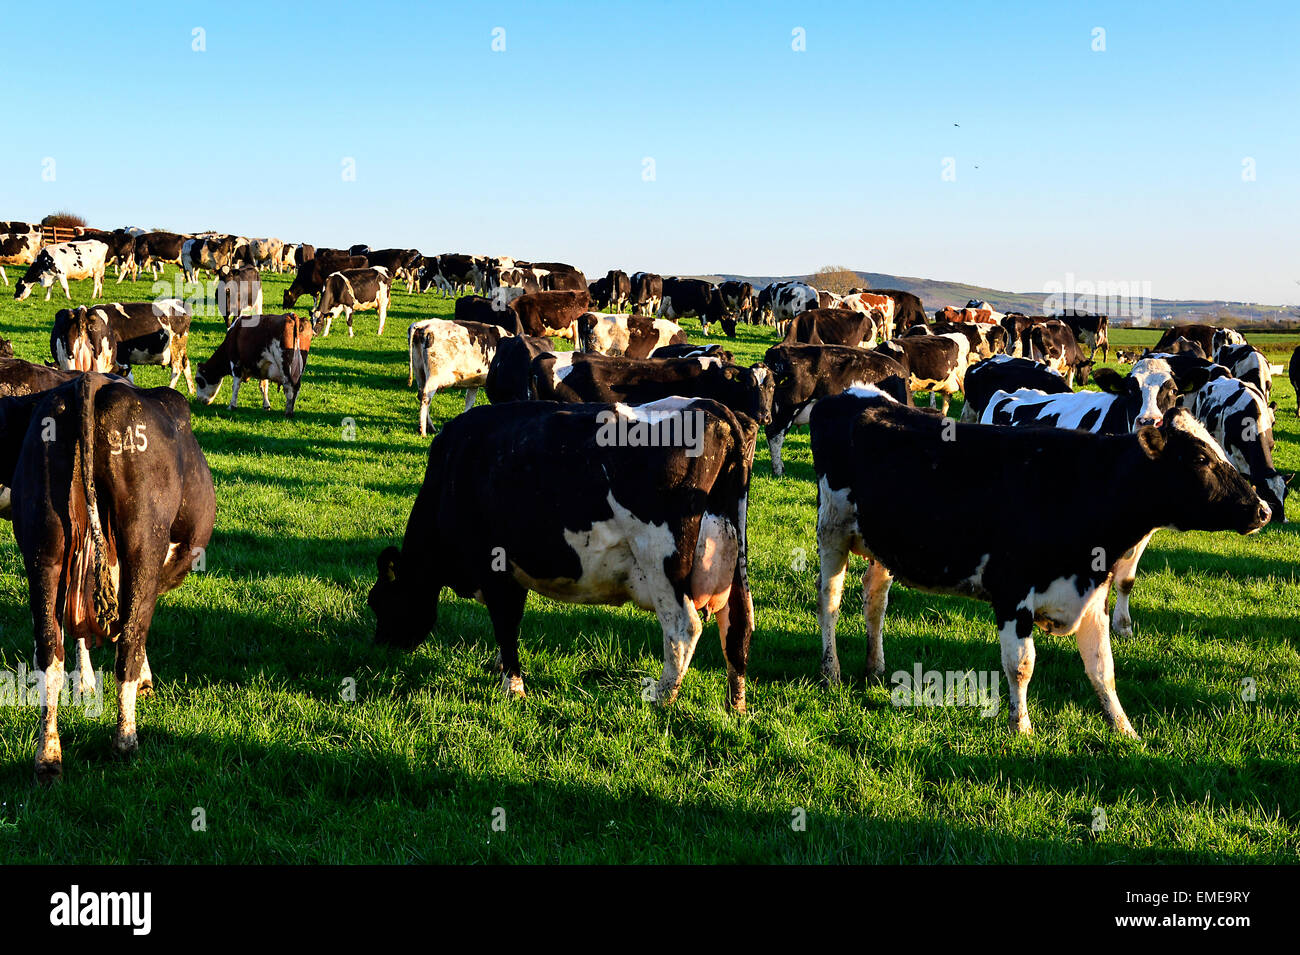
[0, 273, 1297, 863]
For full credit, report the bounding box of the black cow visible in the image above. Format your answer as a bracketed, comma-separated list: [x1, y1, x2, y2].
[630, 272, 663, 316]
[660, 278, 731, 336]
[369, 399, 759, 710]
[454, 295, 526, 335]
[810, 388, 1268, 737]
[762, 343, 909, 477]
[1053, 311, 1109, 360]
[589, 270, 632, 311]
[0, 374, 216, 780]
[283, 253, 368, 307]
[484, 334, 560, 404]
[718, 281, 754, 323]
[874, 334, 970, 414]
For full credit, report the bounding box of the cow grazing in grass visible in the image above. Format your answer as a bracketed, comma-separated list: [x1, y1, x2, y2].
[1021, 319, 1092, 387]
[50, 300, 194, 393]
[0, 374, 215, 781]
[15, 241, 108, 302]
[811, 387, 1269, 737]
[578, 312, 687, 358]
[1189, 376, 1287, 522]
[1053, 311, 1110, 360]
[132, 232, 187, 280]
[283, 252, 367, 307]
[659, 278, 729, 336]
[874, 333, 971, 415]
[1153, 323, 1246, 358]
[369, 398, 759, 709]
[312, 266, 392, 336]
[195, 313, 313, 416]
[407, 319, 511, 434]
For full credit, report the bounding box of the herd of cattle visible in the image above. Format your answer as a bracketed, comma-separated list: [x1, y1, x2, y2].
[0, 217, 1296, 783]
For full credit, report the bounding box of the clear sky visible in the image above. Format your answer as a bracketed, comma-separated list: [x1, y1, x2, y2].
[2, 1, 1296, 304]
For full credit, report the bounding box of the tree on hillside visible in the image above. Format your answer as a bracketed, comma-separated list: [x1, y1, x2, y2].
[807, 265, 863, 294]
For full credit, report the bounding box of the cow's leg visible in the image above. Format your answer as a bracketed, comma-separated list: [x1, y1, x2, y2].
[228, 376, 242, 410]
[862, 559, 893, 681]
[463, 387, 478, 412]
[93, 271, 103, 297]
[259, 379, 271, 410]
[714, 553, 755, 713]
[0, 266, 6, 285]
[377, 298, 388, 334]
[816, 525, 851, 687]
[418, 387, 433, 437]
[77, 636, 96, 695]
[996, 607, 1036, 734]
[654, 589, 703, 706]
[485, 581, 528, 698]
[112, 560, 163, 756]
[32, 569, 65, 782]
[346, 307, 355, 338]
[138, 651, 155, 698]
[1110, 532, 1153, 637]
[767, 427, 787, 477]
[1076, 585, 1137, 736]
[939, 392, 951, 417]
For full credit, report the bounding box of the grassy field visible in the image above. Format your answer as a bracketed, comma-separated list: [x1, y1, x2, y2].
[0, 272, 1296, 864]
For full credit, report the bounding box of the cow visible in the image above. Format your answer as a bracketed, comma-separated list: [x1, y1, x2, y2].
[132, 232, 187, 280]
[816, 290, 844, 310]
[874, 334, 971, 415]
[1214, 343, 1272, 401]
[420, 253, 477, 296]
[771, 283, 820, 332]
[532, 352, 774, 425]
[659, 278, 729, 336]
[312, 267, 392, 336]
[781, 308, 878, 349]
[935, 306, 1000, 324]
[508, 289, 589, 341]
[541, 267, 588, 293]
[1054, 311, 1110, 360]
[483, 334, 561, 404]
[1153, 323, 1246, 357]
[454, 295, 526, 335]
[841, 291, 898, 339]
[931, 321, 1008, 362]
[762, 344, 910, 477]
[960, 355, 1072, 422]
[717, 281, 754, 324]
[248, 238, 285, 272]
[50, 300, 194, 393]
[180, 235, 235, 282]
[649, 343, 733, 362]
[364, 248, 422, 292]
[0, 374, 215, 780]
[578, 313, 687, 358]
[368, 398, 759, 710]
[0, 230, 40, 287]
[1022, 319, 1093, 387]
[810, 387, 1269, 737]
[873, 289, 927, 335]
[14, 241, 108, 302]
[999, 313, 1046, 357]
[589, 270, 631, 312]
[407, 319, 512, 434]
[214, 265, 263, 327]
[282, 253, 368, 307]
[630, 272, 664, 316]
[1291, 346, 1300, 418]
[1157, 336, 1207, 359]
[194, 313, 314, 417]
[1189, 377, 1287, 522]
[77, 229, 137, 283]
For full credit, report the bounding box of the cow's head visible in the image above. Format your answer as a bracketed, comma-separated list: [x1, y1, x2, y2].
[1096, 358, 1180, 429]
[14, 266, 50, 301]
[1142, 410, 1271, 534]
[369, 546, 433, 650]
[1074, 358, 1094, 387]
[732, 363, 775, 424]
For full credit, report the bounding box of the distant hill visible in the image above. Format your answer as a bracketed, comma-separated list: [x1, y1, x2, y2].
[687, 270, 1300, 327]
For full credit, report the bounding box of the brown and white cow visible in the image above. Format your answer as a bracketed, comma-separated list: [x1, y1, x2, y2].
[508, 289, 589, 341]
[578, 312, 687, 357]
[312, 267, 392, 336]
[195, 313, 314, 416]
[215, 265, 263, 326]
[407, 319, 511, 434]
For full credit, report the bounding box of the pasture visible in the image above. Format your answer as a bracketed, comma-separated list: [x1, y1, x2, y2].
[0, 272, 1297, 864]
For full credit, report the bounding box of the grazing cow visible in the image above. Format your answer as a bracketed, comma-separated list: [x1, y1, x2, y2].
[811, 388, 1268, 736]
[781, 308, 878, 349]
[532, 352, 774, 425]
[1054, 311, 1110, 360]
[630, 272, 664, 316]
[1214, 343, 1272, 401]
[659, 278, 729, 335]
[248, 238, 285, 272]
[874, 334, 970, 415]
[932, 321, 1008, 362]
[312, 267, 393, 336]
[215, 265, 263, 326]
[841, 291, 898, 339]
[51, 300, 193, 392]
[132, 232, 187, 280]
[960, 355, 1072, 422]
[368, 398, 759, 709]
[762, 344, 910, 477]
[649, 343, 733, 362]
[578, 313, 687, 358]
[872, 289, 927, 334]
[1153, 323, 1246, 357]
[0, 374, 215, 780]
[483, 334, 560, 404]
[195, 313, 314, 417]
[0, 230, 40, 287]
[15, 241, 108, 302]
[1190, 377, 1287, 521]
[454, 294, 526, 334]
[1022, 319, 1093, 387]
[282, 253, 367, 307]
[508, 289, 589, 341]
[772, 283, 820, 331]
[718, 281, 754, 323]
[1291, 346, 1300, 418]
[407, 319, 511, 433]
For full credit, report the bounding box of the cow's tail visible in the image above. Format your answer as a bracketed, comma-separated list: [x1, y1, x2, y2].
[78, 375, 118, 628]
[407, 323, 419, 386]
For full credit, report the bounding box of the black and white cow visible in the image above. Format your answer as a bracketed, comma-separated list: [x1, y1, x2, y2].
[420, 254, 478, 296]
[364, 248, 422, 292]
[718, 281, 754, 324]
[874, 334, 971, 415]
[407, 318, 511, 434]
[283, 253, 368, 308]
[649, 343, 733, 362]
[181, 235, 234, 282]
[1053, 311, 1110, 360]
[810, 387, 1269, 736]
[215, 265, 263, 326]
[195, 313, 314, 417]
[0, 230, 40, 287]
[960, 355, 1071, 422]
[762, 344, 910, 477]
[578, 313, 687, 358]
[368, 398, 759, 709]
[589, 271, 632, 312]
[1189, 376, 1287, 522]
[771, 282, 820, 331]
[1022, 319, 1093, 387]
[0, 374, 215, 780]
[454, 294, 526, 335]
[484, 333, 560, 404]
[1214, 343, 1272, 401]
[78, 229, 137, 282]
[14, 240, 108, 301]
[629, 272, 663, 316]
[312, 266, 392, 336]
[132, 232, 187, 280]
[931, 321, 1008, 362]
[50, 300, 194, 392]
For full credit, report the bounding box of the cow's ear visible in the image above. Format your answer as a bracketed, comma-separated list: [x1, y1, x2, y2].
[1092, 368, 1124, 394]
[1137, 426, 1165, 459]
[1179, 366, 1212, 393]
[1270, 401, 1278, 412]
[377, 546, 401, 583]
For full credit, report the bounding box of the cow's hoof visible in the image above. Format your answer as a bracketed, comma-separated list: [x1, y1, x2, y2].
[34, 761, 62, 785]
[1008, 716, 1033, 735]
[137, 681, 153, 700]
[112, 732, 139, 756]
[819, 665, 841, 689]
[1112, 617, 1133, 638]
[500, 674, 525, 699]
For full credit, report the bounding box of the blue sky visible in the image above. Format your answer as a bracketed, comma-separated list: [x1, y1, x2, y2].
[2, 1, 1296, 303]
